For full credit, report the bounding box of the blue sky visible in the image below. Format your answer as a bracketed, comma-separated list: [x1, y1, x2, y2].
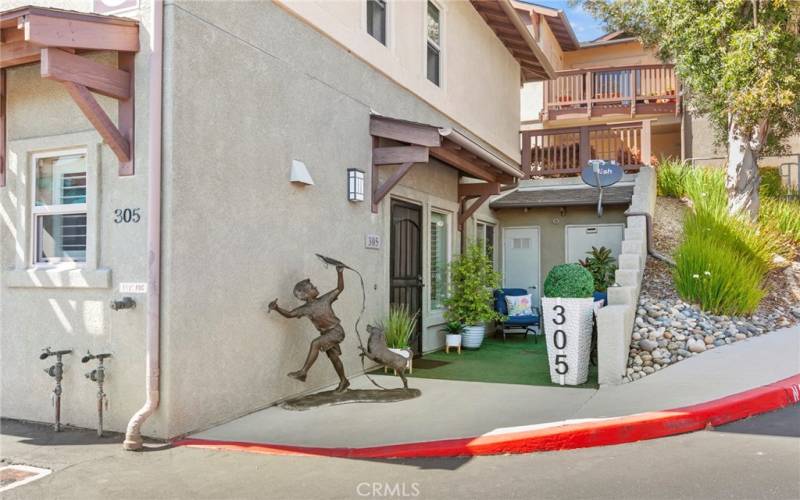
[521, 1, 607, 42]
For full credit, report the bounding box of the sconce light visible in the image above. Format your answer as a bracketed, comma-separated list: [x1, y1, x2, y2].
[347, 168, 365, 202]
[290, 159, 314, 185]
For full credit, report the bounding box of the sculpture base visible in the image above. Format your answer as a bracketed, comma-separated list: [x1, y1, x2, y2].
[280, 388, 421, 411]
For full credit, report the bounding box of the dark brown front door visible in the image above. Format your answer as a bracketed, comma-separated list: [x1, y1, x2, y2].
[390, 200, 423, 355]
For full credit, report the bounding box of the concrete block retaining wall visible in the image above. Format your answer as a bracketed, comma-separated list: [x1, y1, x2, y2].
[597, 166, 656, 386]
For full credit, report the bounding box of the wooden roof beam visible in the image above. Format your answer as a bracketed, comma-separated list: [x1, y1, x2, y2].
[42, 48, 130, 100]
[370, 116, 441, 147]
[458, 182, 501, 199]
[430, 146, 496, 183]
[22, 13, 139, 52]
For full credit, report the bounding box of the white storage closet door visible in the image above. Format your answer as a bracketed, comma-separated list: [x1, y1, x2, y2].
[565, 224, 624, 263]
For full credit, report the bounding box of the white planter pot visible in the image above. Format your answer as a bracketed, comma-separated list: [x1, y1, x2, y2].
[388, 347, 413, 371]
[541, 297, 595, 385]
[462, 325, 486, 349]
[445, 334, 462, 347]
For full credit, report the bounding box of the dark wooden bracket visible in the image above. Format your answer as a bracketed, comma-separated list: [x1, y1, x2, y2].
[370, 144, 429, 213]
[372, 161, 415, 213]
[42, 48, 134, 175]
[457, 181, 500, 231]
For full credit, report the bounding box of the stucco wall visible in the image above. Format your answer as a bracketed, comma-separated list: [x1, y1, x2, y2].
[275, 0, 522, 161]
[652, 124, 681, 161]
[159, 1, 514, 437]
[562, 40, 661, 70]
[687, 114, 800, 173]
[494, 204, 628, 287]
[1, 1, 163, 436]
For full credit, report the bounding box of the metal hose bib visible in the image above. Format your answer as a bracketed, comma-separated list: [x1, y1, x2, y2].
[40, 347, 72, 431]
[82, 351, 112, 437]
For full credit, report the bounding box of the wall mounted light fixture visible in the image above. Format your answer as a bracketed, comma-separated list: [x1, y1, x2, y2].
[347, 168, 365, 202]
[290, 159, 314, 185]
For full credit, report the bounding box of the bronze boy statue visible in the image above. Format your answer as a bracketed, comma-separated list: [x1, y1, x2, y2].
[268, 265, 350, 393]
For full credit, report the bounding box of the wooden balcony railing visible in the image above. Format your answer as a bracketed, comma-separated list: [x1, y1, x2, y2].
[542, 64, 679, 121]
[522, 121, 651, 177]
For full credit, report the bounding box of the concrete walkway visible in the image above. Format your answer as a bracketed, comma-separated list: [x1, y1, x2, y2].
[189, 326, 799, 448]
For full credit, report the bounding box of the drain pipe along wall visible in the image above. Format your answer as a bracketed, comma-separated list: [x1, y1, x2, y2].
[123, 0, 164, 451]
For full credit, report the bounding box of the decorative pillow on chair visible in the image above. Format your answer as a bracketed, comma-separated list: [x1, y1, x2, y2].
[505, 295, 533, 317]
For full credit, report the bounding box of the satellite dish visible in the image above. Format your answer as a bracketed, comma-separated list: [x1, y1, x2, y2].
[580, 160, 623, 217]
[581, 160, 623, 187]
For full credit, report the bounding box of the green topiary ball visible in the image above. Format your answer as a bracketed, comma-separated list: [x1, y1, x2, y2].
[543, 264, 595, 298]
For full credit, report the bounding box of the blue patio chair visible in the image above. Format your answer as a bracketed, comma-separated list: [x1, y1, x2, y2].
[494, 288, 542, 343]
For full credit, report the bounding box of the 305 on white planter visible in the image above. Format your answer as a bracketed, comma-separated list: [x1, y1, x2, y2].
[541, 297, 594, 385]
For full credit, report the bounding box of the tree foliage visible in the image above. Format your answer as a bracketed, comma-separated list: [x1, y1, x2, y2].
[577, 0, 800, 155]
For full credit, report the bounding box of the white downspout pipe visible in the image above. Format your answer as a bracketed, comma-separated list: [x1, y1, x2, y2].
[123, 0, 163, 451]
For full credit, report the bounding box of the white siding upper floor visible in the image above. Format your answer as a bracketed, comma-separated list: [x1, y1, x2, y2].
[275, 0, 523, 161]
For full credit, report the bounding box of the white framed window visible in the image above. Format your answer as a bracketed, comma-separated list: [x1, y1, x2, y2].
[31, 150, 88, 265]
[476, 221, 496, 265]
[429, 210, 450, 310]
[366, 0, 387, 45]
[425, 0, 442, 86]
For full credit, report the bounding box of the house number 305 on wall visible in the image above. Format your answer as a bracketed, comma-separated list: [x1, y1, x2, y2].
[552, 305, 569, 375]
[113, 208, 141, 223]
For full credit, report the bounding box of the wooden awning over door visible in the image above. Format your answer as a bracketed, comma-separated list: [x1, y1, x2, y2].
[370, 115, 523, 230]
[0, 6, 140, 186]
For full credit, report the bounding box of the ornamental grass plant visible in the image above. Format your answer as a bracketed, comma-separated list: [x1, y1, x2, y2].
[761, 197, 800, 245]
[382, 304, 418, 349]
[657, 161, 796, 315]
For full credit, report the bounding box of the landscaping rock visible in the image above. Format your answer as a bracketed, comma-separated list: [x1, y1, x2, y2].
[624, 291, 797, 384]
[638, 339, 658, 352]
[687, 338, 706, 353]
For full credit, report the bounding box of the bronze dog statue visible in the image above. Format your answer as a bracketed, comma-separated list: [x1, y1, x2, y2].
[359, 324, 410, 389]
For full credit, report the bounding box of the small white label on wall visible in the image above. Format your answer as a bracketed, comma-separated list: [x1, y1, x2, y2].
[365, 234, 382, 250]
[119, 282, 147, 294]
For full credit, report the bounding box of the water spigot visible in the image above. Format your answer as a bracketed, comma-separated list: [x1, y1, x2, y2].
[40, 347, 73, 360]
[81, 351, 112, 363]
[110, 297, 136, 311]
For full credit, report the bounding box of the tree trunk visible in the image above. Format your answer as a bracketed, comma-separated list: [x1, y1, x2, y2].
[726, 118, 761, 221]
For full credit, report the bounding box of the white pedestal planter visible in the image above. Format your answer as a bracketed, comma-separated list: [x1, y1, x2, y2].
[461, 325, 486, 349]
[541, 297, 594, 385]
[445, 334, 462, 353]
[387, 347, 412, 373]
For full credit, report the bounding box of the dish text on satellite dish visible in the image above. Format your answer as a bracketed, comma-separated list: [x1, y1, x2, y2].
[581, 160, 623, 188]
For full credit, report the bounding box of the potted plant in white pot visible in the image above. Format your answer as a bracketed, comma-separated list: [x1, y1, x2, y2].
[382, 304, 417, 373]
[442, 321, 464, 353]
[541, 263, 595, 385]
[444, 244, 502, 350]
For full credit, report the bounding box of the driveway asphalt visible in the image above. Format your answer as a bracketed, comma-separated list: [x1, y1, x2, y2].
[2, 405, 799, 500]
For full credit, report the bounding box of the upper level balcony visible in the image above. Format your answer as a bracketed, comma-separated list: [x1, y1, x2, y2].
[541, 64, 680, 122]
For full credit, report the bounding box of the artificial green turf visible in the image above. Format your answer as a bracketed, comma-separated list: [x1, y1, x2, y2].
[399, 335, 598, 388]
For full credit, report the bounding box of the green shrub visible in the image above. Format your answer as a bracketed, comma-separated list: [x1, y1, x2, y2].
[444, 244, 502, 326]
[381, 304, 418, 349]
[656, 159, 692, 198]
[579, 246, 617, 292]
[543, 264, 594, 298]
[760, 168, 786, 198]
[761, 197, 800, 245]
[673, 231, 765, 315]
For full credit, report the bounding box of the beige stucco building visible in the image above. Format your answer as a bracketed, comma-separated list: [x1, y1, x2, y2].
[0, 0, 563, 443]
[516, 1, 799, 177]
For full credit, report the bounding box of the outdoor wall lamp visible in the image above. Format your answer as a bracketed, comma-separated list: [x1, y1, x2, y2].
[290, 159, 314, 185]
[347, 168, 365, 202]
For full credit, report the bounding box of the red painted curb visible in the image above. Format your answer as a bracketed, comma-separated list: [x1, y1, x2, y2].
[173, 374, 800, 459]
